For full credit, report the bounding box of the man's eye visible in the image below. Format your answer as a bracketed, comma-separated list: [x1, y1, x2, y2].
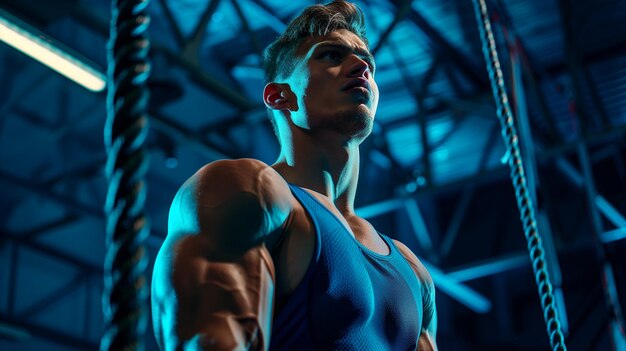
[320, 50, 341, 61]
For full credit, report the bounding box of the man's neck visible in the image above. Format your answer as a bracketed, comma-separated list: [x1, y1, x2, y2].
[272, 129, 360, 215]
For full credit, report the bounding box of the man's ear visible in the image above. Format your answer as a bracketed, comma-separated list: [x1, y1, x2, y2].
[263, 83, 295, 111]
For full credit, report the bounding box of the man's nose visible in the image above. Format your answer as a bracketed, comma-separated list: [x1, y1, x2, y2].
[347, 56, 371, 79]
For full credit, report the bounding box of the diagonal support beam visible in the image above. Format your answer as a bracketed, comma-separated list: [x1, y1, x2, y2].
[446, 224, 626, 283]
[422, 261, 492, 313]
[16, 271, 89, 319]
[0, 314, 97, 350]
[156, 0, 186, 49]
[1, 231, 101, 274]
[182, 0, 221, 64]
[20, 214, 81, 240]
[555, 158, 626, 229]
[0, 169, 165, 249]
[404, 198, 434, 257]
[397, 1, 488, 89]
[70, 2, 260, 111]
[371, 0, 412, 55]
[151, 111, 235, 160]
[230, 0, 263, 58]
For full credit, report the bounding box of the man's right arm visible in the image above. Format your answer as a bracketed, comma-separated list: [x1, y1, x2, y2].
[151, 159, 293, 351]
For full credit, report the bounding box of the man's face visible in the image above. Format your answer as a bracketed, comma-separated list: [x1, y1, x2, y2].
[285, 29, 379, 141]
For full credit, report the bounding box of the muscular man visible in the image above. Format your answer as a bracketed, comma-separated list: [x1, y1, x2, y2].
[151, 1, 437, 350]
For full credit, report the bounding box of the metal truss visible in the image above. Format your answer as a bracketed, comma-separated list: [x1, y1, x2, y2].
[1, 1, 625, 350]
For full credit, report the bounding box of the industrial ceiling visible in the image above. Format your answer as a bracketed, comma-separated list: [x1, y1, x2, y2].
[0, 0, 625, 350]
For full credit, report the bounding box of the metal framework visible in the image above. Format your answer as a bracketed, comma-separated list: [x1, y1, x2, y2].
[0, 0, 625, 350]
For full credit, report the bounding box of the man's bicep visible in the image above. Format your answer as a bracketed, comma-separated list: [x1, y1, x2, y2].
[153, 237, 276, 351]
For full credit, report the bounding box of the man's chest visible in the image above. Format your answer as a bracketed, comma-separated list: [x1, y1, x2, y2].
[271, 197, 389, 302]
[270, 201, 423, 349]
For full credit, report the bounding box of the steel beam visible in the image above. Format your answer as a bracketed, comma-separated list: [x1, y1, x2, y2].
[230, 0, 263, 58]
[156, 46, 261, 111]
[555, 150, 626, 230]
[447, 252, 528, 282]
[385, 38, 439, 184]
[422, 261, 492, 314]
[544, 39, 626, 85]
[439, 122, 498, 259]
[0, 70, 49, 133]
[150, 111, 235, 160]
[246, 0, 287, 33]
[398, 1, 488, 89]
[558, 0, 595, 134]
[355, 165, 510, 219]
[439, 186, 474, 259]
[0, 169, 166, 249]
[355, 198, 404, 218]
[404, 198, 434, 257]
[20, 214, 81, 240]
[0, 314, 98, 350]
[181, 0, 221, 64]
[42, 159, 105, 188]
[446, 226, 626, 283]
[371, 0, 412, 55]
[576, 141, 626, 345]
[595, 197, 626, 229]
[70, 2, 259, 111]
[581, 65, 611, 128]
[16, 272, 88, 319]
[1, 230, 102, 274]
[0, 320, 30, 340]
[156, 0, 186, 49]
[7, 243, 19, 316]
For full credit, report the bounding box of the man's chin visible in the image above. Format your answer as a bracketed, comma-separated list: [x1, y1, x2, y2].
[333, 108, 374, 140]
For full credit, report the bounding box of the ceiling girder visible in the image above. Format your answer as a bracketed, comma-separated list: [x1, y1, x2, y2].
[70, 2, 260, 111]
[389, 0, 489, 90]
[0, 314, 98, 350]
[0, 169, 166, 247]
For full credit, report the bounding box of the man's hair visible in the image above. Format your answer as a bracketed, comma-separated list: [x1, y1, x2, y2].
[262, 1, 369, 138]
[263, 1, 368, 83]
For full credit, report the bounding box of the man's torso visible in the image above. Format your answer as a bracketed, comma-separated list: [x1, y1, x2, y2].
[268, 183, 423, 350]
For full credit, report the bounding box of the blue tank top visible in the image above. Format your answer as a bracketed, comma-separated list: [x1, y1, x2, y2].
[269, 184, 423, 350]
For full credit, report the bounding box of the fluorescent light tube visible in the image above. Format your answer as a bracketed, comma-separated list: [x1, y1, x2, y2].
[0, 8, 106, 92]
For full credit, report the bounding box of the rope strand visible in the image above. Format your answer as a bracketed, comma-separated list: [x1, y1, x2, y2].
[102, 0, 151, 350]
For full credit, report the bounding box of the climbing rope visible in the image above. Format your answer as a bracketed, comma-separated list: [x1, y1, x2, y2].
[101, 0, 151, 350]
[471, 0, 567, 350]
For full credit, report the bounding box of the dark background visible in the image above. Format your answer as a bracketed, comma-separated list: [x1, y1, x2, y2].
[0, 0, 625, 350]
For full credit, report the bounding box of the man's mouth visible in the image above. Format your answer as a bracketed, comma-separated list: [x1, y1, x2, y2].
[342, 78, 371, 94]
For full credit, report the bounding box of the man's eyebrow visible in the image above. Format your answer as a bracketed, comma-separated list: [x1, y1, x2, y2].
[314, 42, 376, 68]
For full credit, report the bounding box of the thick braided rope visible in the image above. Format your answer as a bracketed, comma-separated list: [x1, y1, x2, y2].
[101, 0, 151, 350]
[471, 0, 567, 350]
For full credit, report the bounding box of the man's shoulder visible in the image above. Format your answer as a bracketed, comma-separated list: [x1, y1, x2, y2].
[391, 239, 432, 285]
[193, 158, 277, 186]
[167, 158, 294, 248]
[181, 158, 291, 206]
[196, 158, 273, 175]
[161, 159, 294, 257]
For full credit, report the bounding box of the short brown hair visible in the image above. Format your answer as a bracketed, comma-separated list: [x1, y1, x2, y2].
[263, 1, 369, 83]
